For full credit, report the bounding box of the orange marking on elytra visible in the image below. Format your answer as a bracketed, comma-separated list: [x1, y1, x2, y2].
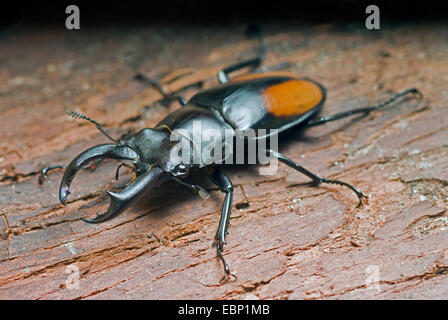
[263, 80, 323, 117]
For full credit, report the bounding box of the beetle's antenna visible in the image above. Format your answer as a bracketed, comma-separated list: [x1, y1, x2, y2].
[66, 110, 118, 143]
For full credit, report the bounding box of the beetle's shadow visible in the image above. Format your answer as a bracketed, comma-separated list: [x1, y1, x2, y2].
[119, 168, 224, 222]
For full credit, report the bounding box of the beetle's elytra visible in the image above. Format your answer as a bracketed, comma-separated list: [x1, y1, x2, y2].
[41, 27, 422, 283]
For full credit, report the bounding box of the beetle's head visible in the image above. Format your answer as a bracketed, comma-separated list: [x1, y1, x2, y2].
[59, 126, 191, 224]
[118, 127, 192, 178]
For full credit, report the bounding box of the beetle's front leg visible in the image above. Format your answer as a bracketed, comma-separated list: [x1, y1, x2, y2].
[38, 165, 64, 184]
[39, 159, 105, 185]
[206, 167, 237, 284]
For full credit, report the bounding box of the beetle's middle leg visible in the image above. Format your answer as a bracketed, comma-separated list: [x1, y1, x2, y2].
[205, 167, 237, 283]
[38, 165, 64, 184]
[268, 150, 367, 207]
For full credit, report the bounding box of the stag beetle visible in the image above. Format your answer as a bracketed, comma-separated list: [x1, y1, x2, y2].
[41, 27, 422, 283]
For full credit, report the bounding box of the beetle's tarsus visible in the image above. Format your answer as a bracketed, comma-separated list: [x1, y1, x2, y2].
[376, 88, 423, 110]
[220, 272, 237, 285]
[271, 150, 367, 208]
[41, 160, 103, 185]
[306, 87, 423, 128]
[213, 238, 227, 247]
[205, 168, 235, 281]
[66, 110, 117, 143]
[407, 88, 423, 99]
[214, 239, 236, 284]
[38, 165, 64, 185]
[357, 193, 369, 208]
[318, 177, 367, 208]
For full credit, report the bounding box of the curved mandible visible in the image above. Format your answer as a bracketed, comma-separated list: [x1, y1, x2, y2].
[59, 144, 138, 204]
[81, 166, 168, 223]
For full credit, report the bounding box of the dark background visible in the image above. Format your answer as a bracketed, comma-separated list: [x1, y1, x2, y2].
[2, 0, 448, 28]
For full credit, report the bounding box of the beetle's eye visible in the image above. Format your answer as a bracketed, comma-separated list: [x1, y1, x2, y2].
[174, 163, 188, 177]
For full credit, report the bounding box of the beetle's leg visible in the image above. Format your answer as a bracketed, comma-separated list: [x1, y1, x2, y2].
[217, 25, 265, 84]
[134, 73, 187, 106]
[39, 158, 106, 185]
[306, 88, 423, 127]
[269, 150, 368, 207]
[205, 167, 237, 283]
[115, 163, 134, 180]
[39, 165, 64, 184]
[170, 176, 210, 199]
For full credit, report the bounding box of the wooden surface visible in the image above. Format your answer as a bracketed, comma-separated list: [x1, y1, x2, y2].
[0, 22, 447, 299]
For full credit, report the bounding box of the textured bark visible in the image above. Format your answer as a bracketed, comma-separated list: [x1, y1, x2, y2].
[0, 22, 447, 299]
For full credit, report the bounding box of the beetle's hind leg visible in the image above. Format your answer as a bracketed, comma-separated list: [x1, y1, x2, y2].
[205, 167, 237, 284]
[269, 150, 368, 207]
[306, 88, 423, 127]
